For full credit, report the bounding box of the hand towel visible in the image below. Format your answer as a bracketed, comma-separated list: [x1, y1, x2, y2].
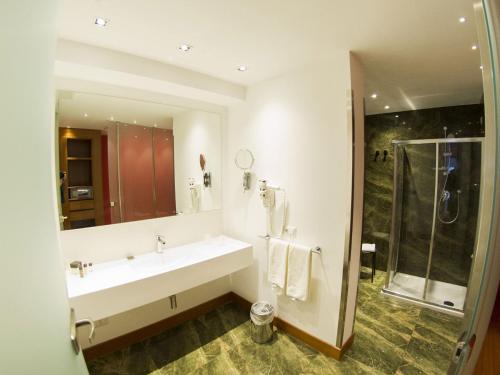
[286, 243, 312, 301]
[268, 238, 289, 291]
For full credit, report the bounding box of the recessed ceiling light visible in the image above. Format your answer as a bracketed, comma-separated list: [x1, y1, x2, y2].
[237, 65, 248, 72]
[472, 44, 478, 50]
[384, 105, 390, 110]
[395, 115, 399, 118]
[83, 113, 88, 117]
[371, 93, 378, 99]
[178, 44, 192, 52]
[459, 16, 466, 23]
[95, 17, 109, 27]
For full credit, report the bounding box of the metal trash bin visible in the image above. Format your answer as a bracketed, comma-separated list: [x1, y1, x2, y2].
[250, 302, 274, 343]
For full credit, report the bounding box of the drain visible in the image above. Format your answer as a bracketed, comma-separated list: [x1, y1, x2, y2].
[444, 300, 455, 307]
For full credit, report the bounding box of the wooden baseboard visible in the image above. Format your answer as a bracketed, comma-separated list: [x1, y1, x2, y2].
[83, 291, 354, 361]
[83, 292, 233, 361]
[229, 292, 353, 360]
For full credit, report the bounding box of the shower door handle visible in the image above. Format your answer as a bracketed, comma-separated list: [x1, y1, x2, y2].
[452, 339, 467, 363]
[451, 331, 474, 365]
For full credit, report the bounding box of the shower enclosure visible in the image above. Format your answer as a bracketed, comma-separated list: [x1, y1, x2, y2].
[383, 137, 483, 314]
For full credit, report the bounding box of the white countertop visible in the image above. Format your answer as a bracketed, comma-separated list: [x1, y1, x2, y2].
[66, 235, 252, 299]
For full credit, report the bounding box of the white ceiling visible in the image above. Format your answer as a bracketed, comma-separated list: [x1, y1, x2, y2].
[57, 91, 185, 130]
[57, 0, 483, 114]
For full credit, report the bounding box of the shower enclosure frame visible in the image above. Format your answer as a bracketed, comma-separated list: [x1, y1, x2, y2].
[383, 137, 484, 314]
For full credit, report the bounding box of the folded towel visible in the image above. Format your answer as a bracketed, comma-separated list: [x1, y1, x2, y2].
[286, 243, 312, 301]
[268, 238, 289, 290]
[362, 243, 376, 252]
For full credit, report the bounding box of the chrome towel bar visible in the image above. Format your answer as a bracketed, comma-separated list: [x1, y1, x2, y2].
[258, 234, 321, 254]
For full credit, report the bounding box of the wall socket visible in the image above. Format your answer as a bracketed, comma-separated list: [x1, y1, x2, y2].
[285, 226, 297, 236]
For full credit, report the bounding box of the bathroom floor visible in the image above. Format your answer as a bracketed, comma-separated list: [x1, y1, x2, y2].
[88, 269, 462, 375]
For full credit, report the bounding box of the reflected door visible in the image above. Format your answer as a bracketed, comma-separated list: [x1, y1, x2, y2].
[153, 128, 176, 217]
[118, 124, 156, 222]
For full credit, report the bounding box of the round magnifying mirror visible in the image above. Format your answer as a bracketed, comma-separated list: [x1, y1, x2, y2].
[235, 149, 254, 170]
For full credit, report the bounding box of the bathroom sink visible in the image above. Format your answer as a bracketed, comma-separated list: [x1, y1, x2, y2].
[66, 236, 252, 320]
[127, 251, 186, 274]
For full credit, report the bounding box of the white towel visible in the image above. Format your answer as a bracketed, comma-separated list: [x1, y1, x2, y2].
[286, 243, 312, 301]
[362, 243, 376, 252]
[268, 238, 289, 291]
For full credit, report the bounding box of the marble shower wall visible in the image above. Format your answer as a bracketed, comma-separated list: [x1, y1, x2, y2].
[362, 104, 484, 286]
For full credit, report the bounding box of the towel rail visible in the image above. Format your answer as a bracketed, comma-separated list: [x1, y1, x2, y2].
[258, 234, 321, 254]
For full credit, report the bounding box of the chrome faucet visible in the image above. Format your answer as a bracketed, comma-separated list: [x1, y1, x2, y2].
[156, 235, 166, 253]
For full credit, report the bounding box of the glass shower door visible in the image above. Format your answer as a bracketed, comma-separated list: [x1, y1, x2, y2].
[385, 142, 437, 301]
[424, 141, 482, 310]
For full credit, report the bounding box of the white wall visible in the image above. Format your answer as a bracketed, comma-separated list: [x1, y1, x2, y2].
[223, 56, 354, 346]
[56, 40, 246, 107]
[173, 110, 222, 214]
[0, 1, 88, 374]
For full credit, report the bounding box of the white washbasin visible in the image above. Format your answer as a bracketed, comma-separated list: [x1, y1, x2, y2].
[127, 251, 186, 274]
[66, 235, 252, 320]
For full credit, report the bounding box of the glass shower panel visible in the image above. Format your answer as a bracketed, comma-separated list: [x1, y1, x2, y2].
[425, 141, 482, 310]
[386, 144, 404, 286]
[386, 143, 436, 300]
[118, 124, 155, 222]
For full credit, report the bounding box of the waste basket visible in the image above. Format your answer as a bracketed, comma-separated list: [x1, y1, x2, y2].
[250, 301, 274, 343]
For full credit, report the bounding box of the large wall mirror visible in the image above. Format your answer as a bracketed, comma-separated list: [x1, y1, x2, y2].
[56, 91, 222, 230]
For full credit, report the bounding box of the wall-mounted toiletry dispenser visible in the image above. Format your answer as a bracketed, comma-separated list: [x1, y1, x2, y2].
[203, 172, 211, 188]
[259, 180, 276, 208]
[199, 154, 211, 187]
[188, 178, 201, 212]
[235, 149, 254, 191]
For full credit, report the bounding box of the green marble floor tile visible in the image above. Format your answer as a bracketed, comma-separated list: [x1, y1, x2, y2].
[153, 349, 207, 375]
[355, 312, 412, 348]
[268, 332, 318, 375]
[186, 351, 243, 375]
[356, 295, 420, 342]
[417, 308, 462, 342]
[344, 324, 408, 375]
[403, 325, 456, 375]
[87, 342, 156, 375]
[147, 322, 207, 373]
[191, 309, 237, 357]
[395, 362, 429, 375]
[307, 354, 385, 375]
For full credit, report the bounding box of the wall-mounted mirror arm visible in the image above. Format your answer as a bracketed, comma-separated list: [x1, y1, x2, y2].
[235, 149, 255, 191]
